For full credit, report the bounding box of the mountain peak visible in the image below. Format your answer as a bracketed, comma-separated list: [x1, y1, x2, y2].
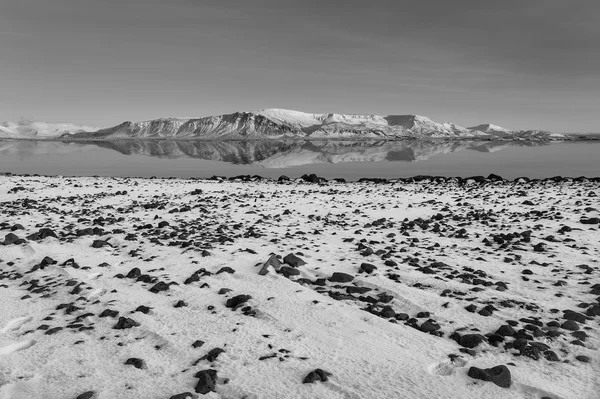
[468, 123, 511, 133]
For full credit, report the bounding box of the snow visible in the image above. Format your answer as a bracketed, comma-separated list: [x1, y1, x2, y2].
[0, 175, 598, 399]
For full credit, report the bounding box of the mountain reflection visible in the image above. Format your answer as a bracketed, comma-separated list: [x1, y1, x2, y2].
[0, 139, 548, 168]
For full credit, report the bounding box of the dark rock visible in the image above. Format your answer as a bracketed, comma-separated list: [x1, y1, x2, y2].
[279, 266, 300, 278]
[329, 272, 354, 283]
[303, 368, 332, 383]
[194, 369, 217, 394]
[216, 267, 235, 275]
[467, 365, 511, 388]
[113, 317, 140, 329]
[149, 281, 170, 293]
[169, 393, 196, 399]
[226, 294, 251, 309]
[199, 348, 225, 362]
[459, 334, 485, 348]
[495, 325, 516, 337]
[126, 268, 141, 279]
[76, 392, 96, 399]
[561, 320, 580, 331]
[359, 263, 377, 274]
[283, 253, 306, 267]
[124, 358, 144, 369]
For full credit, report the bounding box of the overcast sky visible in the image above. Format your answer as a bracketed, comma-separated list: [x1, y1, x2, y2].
[1, 0, 599, 132]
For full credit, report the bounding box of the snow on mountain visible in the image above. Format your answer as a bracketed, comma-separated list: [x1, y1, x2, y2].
[468, 124, 512, 134]
[0, 121, 100, 138]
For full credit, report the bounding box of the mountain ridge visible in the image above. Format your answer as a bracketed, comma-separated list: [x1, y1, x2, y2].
[1, 109, 563, 140]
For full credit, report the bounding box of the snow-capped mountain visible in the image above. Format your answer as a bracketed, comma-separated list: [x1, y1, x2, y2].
[68, 109, 485, 140]
[2, 109, 562, 140]
[468, 123, 564, 139]
[0, 121, 100, 138]
[468, 123, 512, 134]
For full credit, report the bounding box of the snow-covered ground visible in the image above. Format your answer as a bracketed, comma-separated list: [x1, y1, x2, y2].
[0, 175, 598, 399]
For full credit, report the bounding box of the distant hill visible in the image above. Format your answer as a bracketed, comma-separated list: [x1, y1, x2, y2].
[0, 121, 100, 138]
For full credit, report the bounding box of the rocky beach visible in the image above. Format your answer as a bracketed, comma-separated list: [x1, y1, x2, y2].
[0, 174, 598, 399]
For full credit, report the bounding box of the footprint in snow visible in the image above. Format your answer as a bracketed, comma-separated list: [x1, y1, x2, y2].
[0, 316, 33, 334]
[0, 338, 36, 355]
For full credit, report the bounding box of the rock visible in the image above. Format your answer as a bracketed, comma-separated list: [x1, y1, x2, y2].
[149, 281, 170, 293]
[465, 304, 477, 313]
[359, 263, 377, 273]
[124, 358, 145, 369]
[520, 345, 540, 360]
[459, 334, 485, 348]
[561, 320, 580, 331]
[216, 267, 235, 275]
[420, 320, 441, 333]
[113, 317, 140, 329]
[495, 325, 516, 336]
[258, 254, 282, 275]
[169, 393, 197, 399]
[279, 266, 300, 278]
[575, 355, 590, 363]
[329, 272, 354, 283]
[302, 368, 332, 383]
[225, 295, 251, 309]
[99, 309, 119, 318]
[174, 300, 188, 308]
[75, 392, 96, 399]
[199, 348, 225, 362]
[126, 268, 141, 279]
[194, 369, 217, 394]
[192, 340, 205, 348]
[467, 365, 511, 388]
[543, 350, 559, 361]
[563, 310, 587, 323]
[283, 253, 306, 267]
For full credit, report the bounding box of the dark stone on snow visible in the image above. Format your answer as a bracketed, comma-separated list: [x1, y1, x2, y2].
[149, 281, 170, 293]
[302, 368, 332, 383]
[225, 295, 251, 309]
[199, 348, 225, 362]
[561, 320, 580, 331]
[359, 263, 377, 274]
[216, 267, 235, 275]
[124, 358, 144, 369]
[126, 268, 141, 279]
[113, 317, 140, 329]
[194, 369, 217, 394]
[99, 309, 119, 318]
[76, 391, 96, 399]
[467, 365, 511, 388]
[495, 325, 516, 337]
[329, 272, 354, 283]
[192, 340, 205, 348]
[279, 266, 300, 278]
[459, 334, 485, 348]
[169, 393, 196, 399]
[283, 253, 306, 267]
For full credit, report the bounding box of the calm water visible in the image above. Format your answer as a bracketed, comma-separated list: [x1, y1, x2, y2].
[0, 139, 598, 180]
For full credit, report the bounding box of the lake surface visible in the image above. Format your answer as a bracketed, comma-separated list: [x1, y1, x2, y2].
[0, 139, 598, 180]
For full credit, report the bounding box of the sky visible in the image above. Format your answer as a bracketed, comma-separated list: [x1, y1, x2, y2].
[1, 0, 599, 132]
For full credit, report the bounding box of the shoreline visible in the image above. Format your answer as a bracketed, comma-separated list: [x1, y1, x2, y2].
[0, 175, 598, 398]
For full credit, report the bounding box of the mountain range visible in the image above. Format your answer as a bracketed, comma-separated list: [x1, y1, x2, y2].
[0, 109, 564, 140]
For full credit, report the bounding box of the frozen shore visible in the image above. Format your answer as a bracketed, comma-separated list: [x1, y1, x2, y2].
[0, 175, 598, 399]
